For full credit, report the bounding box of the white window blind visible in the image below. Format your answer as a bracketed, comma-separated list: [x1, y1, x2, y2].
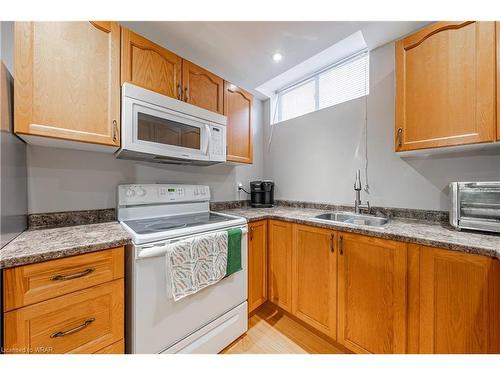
[277, 51, 369, 123]
[279, 79, 316, 122]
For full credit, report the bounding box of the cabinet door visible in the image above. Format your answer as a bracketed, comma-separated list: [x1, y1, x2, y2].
[268, 220, 292, 312]
[121, 28, 182, 100]
[224, 82, 253, 164]
[419, 247, 500, 353]
[292, 224, 337, 338]
[182, 60, 224, 114]
[497, 21, 500, 141]
[14, 22, 120, 146]
[338, 233, 408, 353]
[248, 220, 268, 314]
[395, 21, 496, 151]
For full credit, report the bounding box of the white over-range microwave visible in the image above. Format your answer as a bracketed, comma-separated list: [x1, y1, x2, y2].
[116, 83, 227, 165]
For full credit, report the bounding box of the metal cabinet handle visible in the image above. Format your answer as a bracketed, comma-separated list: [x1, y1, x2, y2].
[184, 87, 189, 102]
[112, 120, 118, 143]
[249, 227, 254, 241]
[50, 318, 95, 338]
[177, 84, 182, 100]
[51, 268, 94, 281]
[397, 128, 403, 148]
[330, 233, 335, 253]
[339, 235, 344, 255]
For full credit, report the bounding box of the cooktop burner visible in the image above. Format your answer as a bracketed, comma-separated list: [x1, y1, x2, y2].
[123, 212, 235, 235]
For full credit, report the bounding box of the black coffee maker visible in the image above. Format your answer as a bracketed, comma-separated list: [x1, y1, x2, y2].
[250, 180, 275, 208]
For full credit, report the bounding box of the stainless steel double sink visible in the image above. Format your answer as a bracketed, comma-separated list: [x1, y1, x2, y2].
[313, 212, 388, 227]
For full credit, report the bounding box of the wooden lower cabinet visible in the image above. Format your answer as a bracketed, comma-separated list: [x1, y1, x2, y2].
[248, 220, 268, 313]
[3, 247, 125, 354]
[337, 233, 408, 353]
[268, 220, 293, 312]
[251, 219, 500, 354]
[292, 224, 337, 339]
[415, 246, 500, 353]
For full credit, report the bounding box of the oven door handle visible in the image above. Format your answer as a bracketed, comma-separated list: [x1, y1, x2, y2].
[137, 243, 171, 259]
[136, 226, 248, 259]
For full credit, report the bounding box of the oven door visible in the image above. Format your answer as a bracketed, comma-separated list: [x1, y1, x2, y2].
[126, 225, 248, 354]
[122, 96, 211, 162]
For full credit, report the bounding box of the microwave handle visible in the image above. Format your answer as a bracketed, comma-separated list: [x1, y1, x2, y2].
[449, 182, 459, 228]
[203, 124, 211, 155]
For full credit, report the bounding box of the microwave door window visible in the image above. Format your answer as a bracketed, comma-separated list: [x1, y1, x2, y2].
[137, 112, 201, 150]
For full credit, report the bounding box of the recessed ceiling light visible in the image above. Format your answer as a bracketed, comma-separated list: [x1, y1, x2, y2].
[272, 53, 282, 63]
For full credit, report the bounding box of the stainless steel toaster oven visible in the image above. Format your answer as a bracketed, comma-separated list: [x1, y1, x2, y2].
[450, 182, 500, 233]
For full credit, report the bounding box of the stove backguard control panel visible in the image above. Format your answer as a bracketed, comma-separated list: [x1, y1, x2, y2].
[118, 184, 210, 206]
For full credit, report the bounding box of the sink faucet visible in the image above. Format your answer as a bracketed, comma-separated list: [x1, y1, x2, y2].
[354, 169, 370, 214]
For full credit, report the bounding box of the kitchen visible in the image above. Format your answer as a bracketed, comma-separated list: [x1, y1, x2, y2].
[1, 2, 500, 369]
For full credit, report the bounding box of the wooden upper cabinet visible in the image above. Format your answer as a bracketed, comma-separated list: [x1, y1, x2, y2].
[14, 22, 121, 147]
[121, 27, 182, 100]
[292, 224, 337, 339]
[418, 247, 500, 353]
[182, 60, 224, 114]
[337, 233, 408, 353]
[395, 21, 496, 151]
[248, 220, 268, 314]
[224, 82, 253, 164]
[268, 220, 293, 312]
[497, 22, 500, 141]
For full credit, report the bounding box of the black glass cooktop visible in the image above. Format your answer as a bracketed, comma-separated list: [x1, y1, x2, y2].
[123, 212, 235, 235]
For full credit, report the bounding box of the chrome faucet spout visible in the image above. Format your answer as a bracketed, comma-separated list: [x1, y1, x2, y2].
[353, 169, 369, 214]
[354, 169, 362, 191]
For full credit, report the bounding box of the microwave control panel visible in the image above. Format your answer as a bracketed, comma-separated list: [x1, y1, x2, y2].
[209, 125, 225, 159]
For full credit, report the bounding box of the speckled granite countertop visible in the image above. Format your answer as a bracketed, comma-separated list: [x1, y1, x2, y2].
[2, 205, 499, 269]
[217, 206, 500, 259]
[0, 222, 132, 269]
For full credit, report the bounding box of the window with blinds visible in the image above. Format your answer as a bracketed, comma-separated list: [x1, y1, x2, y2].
[277, 51, 369, 123]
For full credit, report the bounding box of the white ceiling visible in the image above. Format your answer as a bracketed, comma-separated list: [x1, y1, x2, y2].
[121, 21, 431, 99]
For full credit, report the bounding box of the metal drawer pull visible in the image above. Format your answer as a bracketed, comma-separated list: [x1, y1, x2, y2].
[112, 120, 118, 142]
[397, 128, 403, 147]
[177, 83, 182, 100]
[51, 268, 94, 281]
[50, 318, 95, 338]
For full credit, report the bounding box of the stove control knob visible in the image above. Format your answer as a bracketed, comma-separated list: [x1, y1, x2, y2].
[136, 187, 146, 197]
[126, 188, 135, 198]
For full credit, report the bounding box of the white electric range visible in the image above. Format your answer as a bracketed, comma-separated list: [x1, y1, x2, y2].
[118, 183, 248, 354]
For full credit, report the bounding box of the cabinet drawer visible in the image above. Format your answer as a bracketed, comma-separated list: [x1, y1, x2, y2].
[3, 247, 124, 312]
[4, 279, 124, 354]
[94, 339, 124, 354]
